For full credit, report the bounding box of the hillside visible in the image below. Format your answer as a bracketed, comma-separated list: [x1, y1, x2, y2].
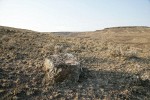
[0, 26, 150, 99]
[72, 26, 150, 48]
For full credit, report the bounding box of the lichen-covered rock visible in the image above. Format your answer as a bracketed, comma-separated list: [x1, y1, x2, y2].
[42, 53, 81, 85]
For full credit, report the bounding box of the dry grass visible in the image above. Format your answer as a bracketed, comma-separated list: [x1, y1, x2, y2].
[0, 26, 150, 99]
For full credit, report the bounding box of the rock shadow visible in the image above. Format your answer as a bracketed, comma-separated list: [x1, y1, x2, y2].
[47, 67, 150, 100]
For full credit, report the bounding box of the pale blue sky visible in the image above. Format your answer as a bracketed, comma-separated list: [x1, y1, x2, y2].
[0, 0, 150, 32]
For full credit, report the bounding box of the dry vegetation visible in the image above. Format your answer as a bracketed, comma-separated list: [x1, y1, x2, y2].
[0, 26, 150, 100]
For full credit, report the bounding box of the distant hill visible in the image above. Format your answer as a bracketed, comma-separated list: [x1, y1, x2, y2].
[96, 26, 150, 32]
[72, 26, 150, 48]
[0, 26, 36, 33]
[1, 25, 149, 36]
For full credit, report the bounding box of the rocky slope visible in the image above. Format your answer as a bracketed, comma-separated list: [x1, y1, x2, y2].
[0, 26, 150, 99]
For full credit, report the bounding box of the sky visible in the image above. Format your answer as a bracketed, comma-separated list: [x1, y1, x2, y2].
[0, 0, 150, 32]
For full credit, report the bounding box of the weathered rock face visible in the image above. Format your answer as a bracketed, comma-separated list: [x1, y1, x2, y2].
[42, 53, 81, 85]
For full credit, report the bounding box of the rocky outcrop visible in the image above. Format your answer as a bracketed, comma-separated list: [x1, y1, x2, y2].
[42, 53, 81, 85]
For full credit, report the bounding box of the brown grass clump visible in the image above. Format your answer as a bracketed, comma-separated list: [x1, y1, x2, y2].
[108, 44, 140, 59]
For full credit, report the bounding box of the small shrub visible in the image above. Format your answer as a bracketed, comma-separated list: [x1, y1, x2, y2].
[108, 44, 139, 59]
[123, 49, 138, 58]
